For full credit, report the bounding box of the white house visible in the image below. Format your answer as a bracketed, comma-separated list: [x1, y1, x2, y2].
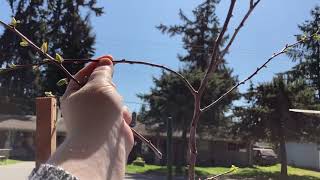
[286, 141, 320, 170]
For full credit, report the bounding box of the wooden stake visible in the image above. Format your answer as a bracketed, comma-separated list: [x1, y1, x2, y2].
[35, 97, 57, 168]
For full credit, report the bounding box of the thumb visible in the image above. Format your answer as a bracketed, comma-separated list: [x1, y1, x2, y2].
[88, 55, 114, 84]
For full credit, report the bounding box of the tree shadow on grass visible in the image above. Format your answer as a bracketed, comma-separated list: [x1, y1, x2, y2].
[138, 166, 319, 180]
[231, 169, 319, 180]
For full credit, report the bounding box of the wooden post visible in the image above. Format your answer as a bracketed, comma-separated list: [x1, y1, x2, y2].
[35, 97, 57, 168]
[167, 117, 173, 180]
[247, 140, 253, 167]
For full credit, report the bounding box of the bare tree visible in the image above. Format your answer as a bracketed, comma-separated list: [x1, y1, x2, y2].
[0, 0, 318, 179]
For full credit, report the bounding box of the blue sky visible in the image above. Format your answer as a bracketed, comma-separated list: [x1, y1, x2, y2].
[0, 0, 319, 112]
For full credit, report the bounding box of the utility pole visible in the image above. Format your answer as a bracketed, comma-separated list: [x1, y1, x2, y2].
[167, 116, 173, 180]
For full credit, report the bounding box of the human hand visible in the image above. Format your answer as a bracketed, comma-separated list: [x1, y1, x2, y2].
[48, 55, 134, 180]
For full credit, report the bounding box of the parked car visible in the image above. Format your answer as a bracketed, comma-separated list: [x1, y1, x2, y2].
[253, 148, 278, 165]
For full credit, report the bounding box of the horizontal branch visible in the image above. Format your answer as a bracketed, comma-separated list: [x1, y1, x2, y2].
[63, 58, 197, 94]
[0, 19, 164, 158]
[201, 38, 306, 113]
[0, 57, 196, 95]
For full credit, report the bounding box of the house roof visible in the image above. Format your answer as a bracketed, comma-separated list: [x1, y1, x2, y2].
[0, 114, 66, 133]
[133, 121, 241, 142]
[0, 114, 242, 142]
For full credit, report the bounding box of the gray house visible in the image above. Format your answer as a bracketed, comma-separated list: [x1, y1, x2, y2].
[0, 114, 252, 166]
[286, 141, 320, 170]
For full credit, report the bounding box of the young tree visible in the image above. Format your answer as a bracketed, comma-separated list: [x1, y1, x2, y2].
[233, 76, 320, 178]
[139, 0, 239, 168]
[287, 6, 320, 98]
[0, 0, 103, 114]
[139, 68, 238, 166]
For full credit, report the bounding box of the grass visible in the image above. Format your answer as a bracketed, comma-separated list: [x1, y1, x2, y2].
[126, 164, 320, 179]
[0, 159, 22, 166]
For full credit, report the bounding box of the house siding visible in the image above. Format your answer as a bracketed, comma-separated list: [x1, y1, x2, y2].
[286, 141, 320, 170]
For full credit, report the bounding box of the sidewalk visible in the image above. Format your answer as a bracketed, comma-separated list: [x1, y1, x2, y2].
[0, 162, 186, 180]
[0, 161, 34, 180]
[0, 162, 245, 180]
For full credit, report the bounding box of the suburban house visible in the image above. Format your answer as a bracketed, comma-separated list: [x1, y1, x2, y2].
[0, 114, 66, 160]
[0, 113, 252, 167]
[129, 122, 253, 167]
[286, 141, 320, 170]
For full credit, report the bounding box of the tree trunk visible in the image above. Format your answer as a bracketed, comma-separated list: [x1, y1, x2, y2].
[176, 123, 188, 174]
[279, 132, 288, 179]
[277, 87, 289, 179]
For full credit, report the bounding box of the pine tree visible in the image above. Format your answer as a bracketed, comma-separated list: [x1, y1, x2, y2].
[139, 0, 239, 168]
[286, 6, 320, 98]
[233, 76, 320, 178]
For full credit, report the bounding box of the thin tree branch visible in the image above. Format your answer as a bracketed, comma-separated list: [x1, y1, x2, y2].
[0, 58, 197, 95]
[114, 59, 197, 94]
[221, 0, 261, 57]
[188, 1, 238, 179]
[131, 128, 162, 159]
[0, 20, 163, 160]
[204, 167, 238, 180]
[201, 39, 306, 113]
[0, 20, 80, 85]
[63, 58, 196, 93]
[198, 0, 237, 96]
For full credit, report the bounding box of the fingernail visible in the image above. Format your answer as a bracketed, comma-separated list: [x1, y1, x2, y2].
[97, 55, 113, 66]
[98, 58, 112, 66]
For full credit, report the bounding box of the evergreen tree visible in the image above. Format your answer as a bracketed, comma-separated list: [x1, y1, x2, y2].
[233, 76, 320, 178]
[286, 6, 320, 98]
[139, 0, 239, 167]
[0, 0, 103, 114]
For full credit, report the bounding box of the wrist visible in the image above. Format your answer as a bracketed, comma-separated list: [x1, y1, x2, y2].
[48, 132, 128, 180]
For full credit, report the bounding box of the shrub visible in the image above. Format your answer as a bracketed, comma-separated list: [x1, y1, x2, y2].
[132, 157, 146, 167]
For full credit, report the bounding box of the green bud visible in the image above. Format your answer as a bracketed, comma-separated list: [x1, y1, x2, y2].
[44, 91, 54, 97]
[19, 39, 29, 47]
[55, 53, 64, 63]
[56, 78, 68, 86]
[41, 42, 48, 53]
[10, 17, 20, 27]
[8, 63, 16, 69]
[313, 34, 320, 42]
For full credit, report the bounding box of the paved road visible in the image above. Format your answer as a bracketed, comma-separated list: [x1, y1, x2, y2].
[0, 162, 248, 180]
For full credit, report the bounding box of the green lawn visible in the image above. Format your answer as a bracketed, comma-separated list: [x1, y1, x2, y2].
[126, 164, 320, 179]
[0, 159, 22, 166]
